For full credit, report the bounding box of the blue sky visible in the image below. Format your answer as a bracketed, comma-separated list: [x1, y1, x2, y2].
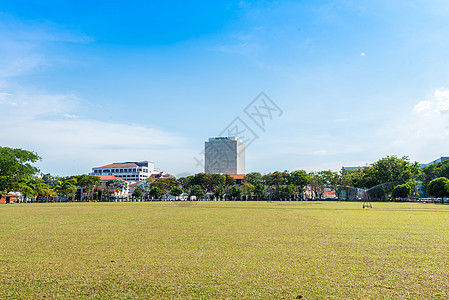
[2, 0, 449, 176]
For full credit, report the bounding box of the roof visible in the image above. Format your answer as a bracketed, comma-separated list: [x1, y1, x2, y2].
[129, 180, 146, 187]
[98, 162, 139, 168]
[228, 174, 245, 180]
[149, 173, 175, 179]
[96, 175, 126, 181]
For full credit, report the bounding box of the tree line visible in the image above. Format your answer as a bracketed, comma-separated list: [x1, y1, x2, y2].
[2, 146, 449, 203]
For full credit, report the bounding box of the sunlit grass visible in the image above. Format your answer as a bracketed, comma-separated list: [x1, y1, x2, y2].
[1, 201, 448, 299]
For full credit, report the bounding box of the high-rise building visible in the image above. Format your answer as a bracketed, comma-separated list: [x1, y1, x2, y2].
[204, 137, 245, 175]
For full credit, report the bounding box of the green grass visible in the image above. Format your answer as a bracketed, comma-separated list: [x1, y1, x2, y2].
[1, 201, 448, 299]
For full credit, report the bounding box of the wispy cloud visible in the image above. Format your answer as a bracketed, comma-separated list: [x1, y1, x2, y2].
[0, 90, 184, 175]
[377, 88, 449, 162]
[0, 13, 93, 81]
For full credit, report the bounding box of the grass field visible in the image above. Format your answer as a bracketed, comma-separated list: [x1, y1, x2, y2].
[1, 201, 448, 299]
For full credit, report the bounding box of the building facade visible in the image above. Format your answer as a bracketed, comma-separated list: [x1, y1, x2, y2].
[204, 137, 245, 174]
[91, 161, 159, 182]
[421, 157, 449, 168]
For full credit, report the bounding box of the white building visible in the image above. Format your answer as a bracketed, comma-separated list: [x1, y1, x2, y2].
[91, 161, 160, 182]
[205, 137, 245, 175]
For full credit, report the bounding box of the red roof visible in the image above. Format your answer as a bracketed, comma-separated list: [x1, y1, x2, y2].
[96, 175, 126, 181]
[99, 162, 138, 168]
[229, 174, 245, 180]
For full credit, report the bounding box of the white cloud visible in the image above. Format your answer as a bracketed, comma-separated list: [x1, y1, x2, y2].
[0, 92, 16, 105]
[412, 89, 449, 114]
[0, 90, 185, 175]
[313, 149, 327, 155]
[376, 88, 449, 163]
[434, 89, 449, 113]
[413, 100, 431, 113]
[0, 14, 92, 80]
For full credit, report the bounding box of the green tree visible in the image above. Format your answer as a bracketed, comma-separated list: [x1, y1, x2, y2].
[244, 172, 263, 185]
[288, 170, 309, 200]
[422, 160, 449, 193]
[74, 175, 100, 201]
[391, 183, 412, 199]
[253, 183, 266, 200]
[274, 184, 295, 200]
[189, 185, 205, 200]
[213, 186, 225, 200]
[241, 182, 254, 200]
[55, 178, 77, 202]
[30, 178, 55, 202]
[309, 172, 326, 200]
[149, 186, 163, 200]
[224, 174, 235, 187]
[210, 174, 226, 189]
[170, 186, 183, 200]
[0, 147, 41, 195]
[106, 180, 128, 201]
[427, 177, 449, 203]
[150, 177, 177, 198]
[132, 187, 144, 200]
[228, 185, 242, 200]
[264, 171, 288, 187]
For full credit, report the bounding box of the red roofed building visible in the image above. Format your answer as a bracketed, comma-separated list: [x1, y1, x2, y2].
[96, 175, 126, 182]
[0, 192, 20, 204]
[90, 161, 163, 183]
[228, 174, 245, 184]
[94, 175, 130, 199]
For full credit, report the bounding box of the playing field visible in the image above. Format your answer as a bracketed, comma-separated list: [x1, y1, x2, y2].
[0, 201, 448, 299]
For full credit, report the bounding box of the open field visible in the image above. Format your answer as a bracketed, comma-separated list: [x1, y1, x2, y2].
[1, 201, 448, 299]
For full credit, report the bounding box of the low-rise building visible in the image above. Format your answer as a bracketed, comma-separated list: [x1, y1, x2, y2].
[0, 192, 20, 204]
[91, 161, 161, 182]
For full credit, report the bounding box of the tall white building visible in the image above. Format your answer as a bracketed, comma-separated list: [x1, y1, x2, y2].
[205, 137, 245, 175]
[91, 161, 160, 182]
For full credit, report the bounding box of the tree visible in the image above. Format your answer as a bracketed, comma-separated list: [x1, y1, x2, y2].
[55, 178, 77, 201]
[106, 180, 128, 201]
[170, 186, 183, 200]
[228, 185, 242, 200]
[244, 172, 263, 185]
[274, 184, 295, 200]
[210, 174, 226, 189]
[264, 171, 288, 187]
[189, 185, 205, 200]
[241, 182, 254, 200]
[391, 183, 412, 199]
[0, 147, 41, 195]
[427, 177, 449, 203]
[288, 170, 309, 200]
[253, 183, 266, 200]
[74, 175, 100, 201]
[30, 178, 54, 202]
[224, 174, 235, 187]
[422, 160, 449, 193]
[149, 186, 163, 200]
[308, 172, 326, 200]
[150, 177, 177, 199]
[132, 187, 144, 200]
[17, 179, 37, 202]
[213, 186, 225, 200]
